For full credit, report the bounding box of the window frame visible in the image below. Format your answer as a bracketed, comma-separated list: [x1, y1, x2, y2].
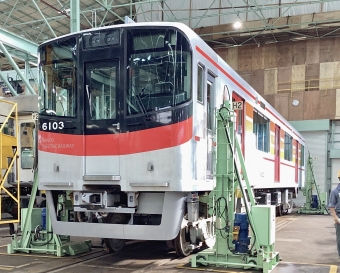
[284, 133, 293, 161]
[300, 144, 305, 166]
[197, 64, 204, 104]
[253, 109, 269, 153]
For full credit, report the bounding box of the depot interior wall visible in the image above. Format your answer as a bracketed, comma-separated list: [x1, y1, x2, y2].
[215, 36, 340, 122]
[289, 120, 329, 193]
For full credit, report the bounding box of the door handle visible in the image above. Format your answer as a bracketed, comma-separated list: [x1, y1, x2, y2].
[112, 122, 120, 130]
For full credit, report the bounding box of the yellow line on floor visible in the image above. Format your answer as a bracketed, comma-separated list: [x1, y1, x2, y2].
[281, 261, 339, 268]
[330, 265, 337, 273]
[0, 267, 12, 271]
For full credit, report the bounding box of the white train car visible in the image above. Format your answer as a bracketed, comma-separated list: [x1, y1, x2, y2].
[37, 22, 305, 256]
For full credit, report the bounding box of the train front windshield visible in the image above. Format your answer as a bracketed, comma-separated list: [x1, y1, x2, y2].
[38, 26, 192, 130]
[38, 38, 77, 117]
[126, 29, 191, 116]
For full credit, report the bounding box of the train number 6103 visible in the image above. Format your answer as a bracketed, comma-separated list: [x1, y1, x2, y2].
[41, 121, 64, 130]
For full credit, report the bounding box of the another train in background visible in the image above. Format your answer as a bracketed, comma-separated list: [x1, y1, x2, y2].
[36, 22, 305, 256]
[0, 95, 44, 219]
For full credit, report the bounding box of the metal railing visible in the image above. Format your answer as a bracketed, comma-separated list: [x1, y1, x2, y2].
[0, 99, 20, 225]
[277, 77, 340, 97]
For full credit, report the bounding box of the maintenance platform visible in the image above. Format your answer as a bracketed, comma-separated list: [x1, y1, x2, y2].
[0, 207, 336, 273]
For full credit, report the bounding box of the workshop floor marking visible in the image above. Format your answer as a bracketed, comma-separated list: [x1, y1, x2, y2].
[0, 265, 13, 271]
[276, 217, 299, 231]
[330, 265, 337, 273]
[281, 260, 338, 273]
[275, 238, 302, 242]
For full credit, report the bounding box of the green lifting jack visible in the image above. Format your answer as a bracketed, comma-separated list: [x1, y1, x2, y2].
[297, 152, 328, 214]
[190, 100, 280, 273]
[7, 168, 92, 256]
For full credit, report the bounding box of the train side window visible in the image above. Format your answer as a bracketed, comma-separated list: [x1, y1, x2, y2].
[253, 110, 269, 152]
[20, 122, 35, 169]
[207, 72, 215, 131]
[284, 133, 293, 161]
[197, 64, 204, 103]
[300, 144, 305, 166]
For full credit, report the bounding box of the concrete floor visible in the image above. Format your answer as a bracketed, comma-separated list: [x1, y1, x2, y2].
[0, 197, 336, 273]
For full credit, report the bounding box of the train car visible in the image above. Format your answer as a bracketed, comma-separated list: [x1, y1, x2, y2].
[3, 95, 37, 187]
[37, 22, 305, 256]
[0, 94, 39, 228]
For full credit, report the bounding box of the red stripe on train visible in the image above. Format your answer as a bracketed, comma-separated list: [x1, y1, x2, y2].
[39, 117, 193, 156]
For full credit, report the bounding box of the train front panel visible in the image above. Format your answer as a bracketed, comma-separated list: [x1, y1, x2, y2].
[38, 24, 215, 193]
[37, 23, 217, 247]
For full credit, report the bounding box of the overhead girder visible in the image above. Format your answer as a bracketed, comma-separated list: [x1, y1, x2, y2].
[0, 41, 36, 95]
[1, 1, 340, 46]
[0, 27, 38, 96]
[0, 28, 37, 60]
[1, 0, 340, 96]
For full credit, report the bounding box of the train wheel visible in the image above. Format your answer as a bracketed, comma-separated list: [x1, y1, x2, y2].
[282, 200, 293, 215]
[203, 220, 216, 248]
[174, 218, 192, 257]
[104, 213, 128, 252]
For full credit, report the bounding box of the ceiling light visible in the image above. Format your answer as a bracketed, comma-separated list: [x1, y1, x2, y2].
[291, 36, 307, 41]
[233, 21, 242, 29]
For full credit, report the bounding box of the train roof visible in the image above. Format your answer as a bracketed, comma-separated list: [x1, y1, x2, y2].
[38, 22, 196, 47]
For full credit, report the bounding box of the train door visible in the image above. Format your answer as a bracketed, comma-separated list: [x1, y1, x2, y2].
[206, 72, 215, 179]
[196, 63, 206, 181]
[232, 93, 245, 154]
[299, 144, 304, 187]
[84, 60, 121, 176]
[295, 140, 298, 183]
[274, 125, 280, 182]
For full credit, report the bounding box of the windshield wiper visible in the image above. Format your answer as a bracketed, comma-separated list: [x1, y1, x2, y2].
[40, 108, 56, 116]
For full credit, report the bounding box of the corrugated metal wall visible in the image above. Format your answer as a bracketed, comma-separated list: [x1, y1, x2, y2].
[330, 121, 340, 193]
[300, 131, 328, 192]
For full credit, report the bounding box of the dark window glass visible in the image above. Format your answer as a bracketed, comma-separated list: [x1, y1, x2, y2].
[253, 110, 269, 152]
[284, 133, 293, 161]
[197, 65, 203, 103]
[87, 65, 117, 120]
[38, 37, 77, 117]
[126, 28, 192, 116]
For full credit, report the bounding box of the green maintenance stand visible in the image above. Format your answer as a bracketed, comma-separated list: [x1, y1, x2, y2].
[7, 171, 91, 256]
[190, 100, 280, 273]
[297, 153, 328, 214]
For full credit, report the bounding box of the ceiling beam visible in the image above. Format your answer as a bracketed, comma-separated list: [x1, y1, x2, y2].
[0, 28, 38, 60]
